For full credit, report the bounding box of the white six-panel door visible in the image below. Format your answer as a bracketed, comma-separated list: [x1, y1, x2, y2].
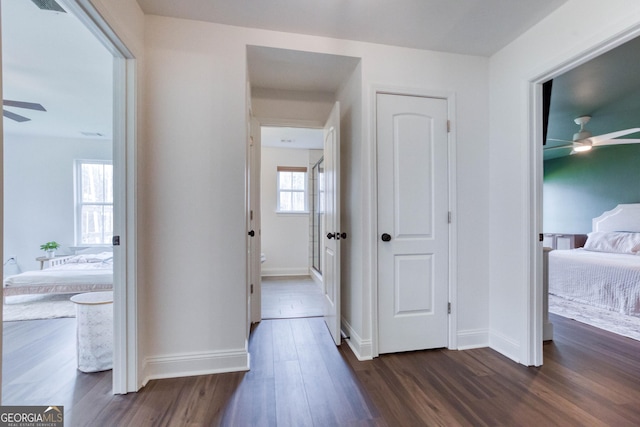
[377, 93, 449, 354]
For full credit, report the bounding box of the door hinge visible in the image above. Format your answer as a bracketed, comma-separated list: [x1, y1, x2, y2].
[448, 211, 452, 224]
[448, 302, 451, 314]
[250, 284, 254, 294]
[447, 120, 451, 133]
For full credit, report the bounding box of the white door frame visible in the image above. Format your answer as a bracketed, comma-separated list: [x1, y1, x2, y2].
[60, 0, 139, 393]
[370, 85, 458, 357]
[526, 25, 640, 366]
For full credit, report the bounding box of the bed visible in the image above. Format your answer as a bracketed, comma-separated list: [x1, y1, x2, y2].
[3, 250, 113, 298]
[548, 204, 640, 317]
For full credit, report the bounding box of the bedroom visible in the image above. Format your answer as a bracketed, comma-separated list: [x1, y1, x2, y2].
[543, 34, 640, 340]
[2, 0, 116, 400]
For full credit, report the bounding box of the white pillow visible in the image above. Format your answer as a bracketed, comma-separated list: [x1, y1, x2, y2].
[583, 231, 640, 254]
[65, 252, 113, 263]
[76, 246, 112, 255]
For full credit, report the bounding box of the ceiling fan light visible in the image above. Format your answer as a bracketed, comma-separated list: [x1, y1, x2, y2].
[573, 144, 592, 152]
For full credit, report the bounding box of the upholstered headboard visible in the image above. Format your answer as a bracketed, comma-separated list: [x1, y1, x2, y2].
[592, 204, 640, 232]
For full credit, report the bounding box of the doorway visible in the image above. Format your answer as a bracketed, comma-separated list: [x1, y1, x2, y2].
[259, 125, 324, 320]
[1, 0, 137, 398]
[540, 34, 640, 343]
[246, 46, 359, 345]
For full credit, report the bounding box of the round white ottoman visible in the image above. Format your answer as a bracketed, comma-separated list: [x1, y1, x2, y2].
[70, 291, 113, 373]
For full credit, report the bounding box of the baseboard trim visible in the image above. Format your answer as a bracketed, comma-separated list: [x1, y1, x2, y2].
[489, 330, 520, 363]
[142, 348, 249, 385]
[456, 328, 489, 350]
[342, 320, 373, 360]
[261, 267, 309, 277]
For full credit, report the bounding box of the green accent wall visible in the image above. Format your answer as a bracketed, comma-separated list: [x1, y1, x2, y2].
[543, 144, 640, 233]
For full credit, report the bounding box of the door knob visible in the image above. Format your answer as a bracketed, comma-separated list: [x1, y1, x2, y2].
[381, 233, 391, 242]
[248, 230, 255, 237]
[340, 232, 347, 240]
[327, 232, 336, 239]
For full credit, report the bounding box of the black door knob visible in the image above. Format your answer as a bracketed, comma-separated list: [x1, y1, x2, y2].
[248, 230, 255, 237]
[381, 233, 391, 242]
[340, 232, 347, 240]
[327, 232, 336, 239]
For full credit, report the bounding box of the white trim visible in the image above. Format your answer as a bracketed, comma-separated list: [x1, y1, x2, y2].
[456, 329, 489, 350]
[527, 23, 640, 367]
[489, 330, 520, 363]
[61, 0, 139, 393]
[143, 349, 250, 385]
[261, 267, 310, 277]
[369, 84, 458, 357]
[341, 319, 373, 360]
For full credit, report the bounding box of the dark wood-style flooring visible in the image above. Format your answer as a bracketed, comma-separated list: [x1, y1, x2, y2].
[3, 313, 640, 426]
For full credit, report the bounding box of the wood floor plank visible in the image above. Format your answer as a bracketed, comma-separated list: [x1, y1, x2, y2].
[5, 314, 640, 426]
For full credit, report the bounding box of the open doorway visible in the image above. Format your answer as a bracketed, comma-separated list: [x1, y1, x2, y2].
[259, 126, 324, 319]
[246, 46, 360, 340]
[2, 0, 137, 402]
[540, 34, 640, 344]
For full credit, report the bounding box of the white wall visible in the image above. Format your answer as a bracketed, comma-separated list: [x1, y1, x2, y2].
[252, 88, 334, 126]
[3, 134, 112, 274]
[488, 0, 640, 363]
[261, 146, 319, 276]
[143, 14, 491, 377]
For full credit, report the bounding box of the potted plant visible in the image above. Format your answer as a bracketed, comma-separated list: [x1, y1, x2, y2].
[40, 241, 61, 258]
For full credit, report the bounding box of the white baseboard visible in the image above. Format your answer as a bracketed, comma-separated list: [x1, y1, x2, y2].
[489, 330, 520, 363]
[261, 267, 309, 277]
[341, 320, 373, 360]
[310, 268, 322, 287]
[142, 348, 249, 386]
[456, 328, 489, 350]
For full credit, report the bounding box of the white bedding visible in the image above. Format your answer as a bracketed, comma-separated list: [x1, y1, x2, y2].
[3, 252, 113, 297]
[549, 248, 640, 317]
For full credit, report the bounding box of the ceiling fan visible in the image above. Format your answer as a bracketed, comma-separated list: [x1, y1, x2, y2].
[3, 99, 47, 123]
[545, 116, 640, 154]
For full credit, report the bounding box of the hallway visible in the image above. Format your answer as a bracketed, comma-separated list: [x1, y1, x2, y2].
[261, 276, 324, 319]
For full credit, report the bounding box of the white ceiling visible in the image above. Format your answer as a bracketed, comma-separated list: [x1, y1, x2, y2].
[247, 46, 360, 93]
[2, 0, 113, 139]
[136, 0, 568, 57]
[261, 127, 324, 150]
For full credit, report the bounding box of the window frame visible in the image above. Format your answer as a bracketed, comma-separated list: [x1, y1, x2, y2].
[276, 166, 308, 213]
[74, 159, 114, 246]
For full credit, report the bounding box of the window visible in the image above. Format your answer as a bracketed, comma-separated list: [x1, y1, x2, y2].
[75, 160, 113, 245]
[277, 166, 307, 212]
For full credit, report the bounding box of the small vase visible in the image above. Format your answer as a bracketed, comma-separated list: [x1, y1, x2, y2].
[46, 250, 55, 258]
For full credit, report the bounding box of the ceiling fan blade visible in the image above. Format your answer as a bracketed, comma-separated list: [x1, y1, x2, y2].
[3, 109, 31, 122]
[2, 100, 46, 111]
[543, 143, 574, 151]
[590, 128, 640, 144]
[546, 138, 573, 144]
[593, 138, 640, 147]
